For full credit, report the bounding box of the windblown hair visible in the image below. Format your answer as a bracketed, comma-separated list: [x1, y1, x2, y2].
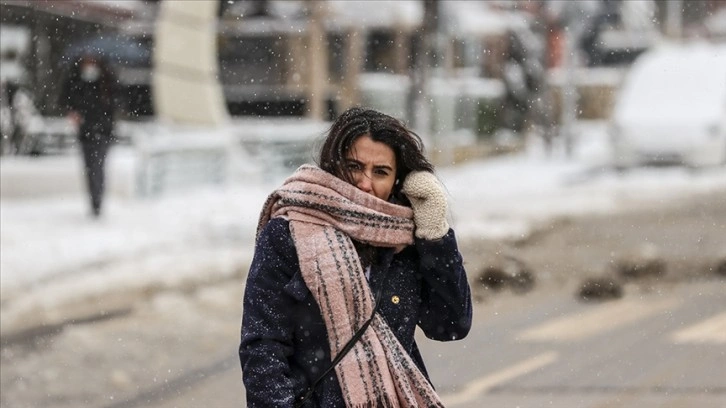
[317, 107, 434, 204]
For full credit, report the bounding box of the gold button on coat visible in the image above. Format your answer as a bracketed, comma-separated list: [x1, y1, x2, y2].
[391, 295, 400, 304]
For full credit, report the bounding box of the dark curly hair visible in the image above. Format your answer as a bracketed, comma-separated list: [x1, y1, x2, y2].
[316, 107, 434, 204]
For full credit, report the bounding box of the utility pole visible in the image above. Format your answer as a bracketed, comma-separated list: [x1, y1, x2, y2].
[560, 23, 577, 158]
[306, 0, 328, 121]
[665, 0, 683, 39]
[340, 27, 363, 112]
[557, 1, 590, 158]
[407, 0, 438, 146]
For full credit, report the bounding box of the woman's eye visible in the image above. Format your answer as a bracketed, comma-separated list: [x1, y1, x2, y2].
[374, 169, 389, 176]
[346, 162, 361, 171]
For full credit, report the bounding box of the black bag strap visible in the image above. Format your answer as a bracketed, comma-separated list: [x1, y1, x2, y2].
[294, 273, 388, 408]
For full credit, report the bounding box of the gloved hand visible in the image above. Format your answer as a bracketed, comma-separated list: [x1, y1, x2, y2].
[401, 171, 449, 241]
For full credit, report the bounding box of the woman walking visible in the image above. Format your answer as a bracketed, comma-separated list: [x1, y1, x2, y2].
[60, 54, 117, 218]
[240, 107, 472, 407]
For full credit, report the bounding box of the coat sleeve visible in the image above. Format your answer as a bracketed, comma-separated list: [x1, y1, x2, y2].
[239, 218, 300, 407]
[415, 228, 473, 341]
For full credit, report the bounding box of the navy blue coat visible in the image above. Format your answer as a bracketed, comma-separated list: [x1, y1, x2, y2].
[239, 217, 472, 407]
[59, 61, 117, 140]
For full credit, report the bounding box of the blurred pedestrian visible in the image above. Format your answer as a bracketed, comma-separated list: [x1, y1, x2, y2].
[239, 107, 472, 407]
[1, 80, 41, 155]
[59, 54, 118, 217]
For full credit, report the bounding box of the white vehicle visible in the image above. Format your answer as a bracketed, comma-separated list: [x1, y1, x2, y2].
[609, 43, 726, 168]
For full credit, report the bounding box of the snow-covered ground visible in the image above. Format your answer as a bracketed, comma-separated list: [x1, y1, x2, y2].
[442, 124, 726, 241]
[1, 120, 725, 336]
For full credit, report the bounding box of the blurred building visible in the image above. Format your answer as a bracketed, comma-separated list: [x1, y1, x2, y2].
[0, 0, 155, 119]
[1, 0, 724, 149]
[0, 1, 521, 120]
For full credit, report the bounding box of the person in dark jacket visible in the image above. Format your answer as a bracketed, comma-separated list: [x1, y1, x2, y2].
[239, 107, 472, 407]
[60, 54, 117, 217]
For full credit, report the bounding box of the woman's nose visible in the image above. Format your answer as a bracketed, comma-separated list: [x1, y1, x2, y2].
[356, 172, 373, 193]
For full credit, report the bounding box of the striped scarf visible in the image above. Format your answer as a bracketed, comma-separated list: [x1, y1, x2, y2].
[258, 165, 445, 408]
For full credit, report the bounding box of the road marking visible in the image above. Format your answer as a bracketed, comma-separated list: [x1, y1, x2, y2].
[440, 351, 558, 406]
[517, 298, 679, 342]
[671, 311, 726, 344]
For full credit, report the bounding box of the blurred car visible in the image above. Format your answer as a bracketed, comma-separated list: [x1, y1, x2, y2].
[609, 43, 726, 168]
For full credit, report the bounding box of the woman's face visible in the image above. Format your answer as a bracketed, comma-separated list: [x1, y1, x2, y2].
[345, 134, 397, 200]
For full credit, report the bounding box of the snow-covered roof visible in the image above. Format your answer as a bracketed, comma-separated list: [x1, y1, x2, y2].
[441, 2, 529, 37]
[221, 1, 529, 36]
[325, 1, 527, 35]
[326, 0, 423, 30]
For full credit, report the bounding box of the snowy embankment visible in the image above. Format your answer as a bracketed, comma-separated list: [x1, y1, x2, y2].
[2, 120, 726, 338]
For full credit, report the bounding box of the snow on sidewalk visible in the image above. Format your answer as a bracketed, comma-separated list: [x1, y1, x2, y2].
[2, 121, 726, 337]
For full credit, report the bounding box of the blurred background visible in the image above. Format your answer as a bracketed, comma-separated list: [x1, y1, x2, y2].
[1, 0, 723, 160]
[1, 1, 725, 407]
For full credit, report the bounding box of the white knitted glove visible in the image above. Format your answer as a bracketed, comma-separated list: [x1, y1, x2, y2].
[401, 171, 449, 241]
